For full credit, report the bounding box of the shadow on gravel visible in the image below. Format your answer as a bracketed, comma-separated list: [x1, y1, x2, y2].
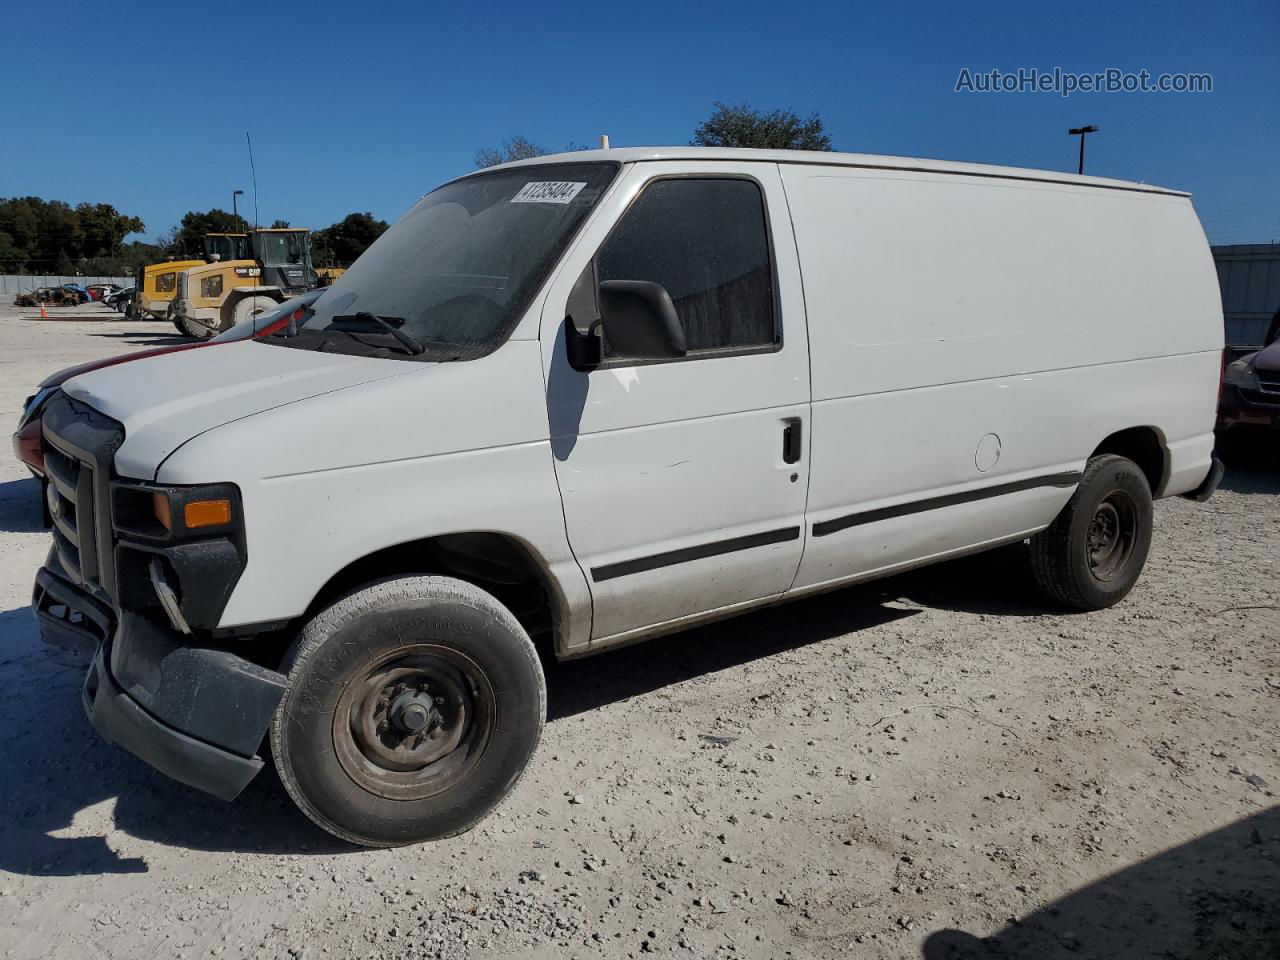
[1216, 432, 1280, 495]
[88, 330, 194, 346]
[922, 805, 1280, 960]
[544, 541, 1053, 722]
[0, 476, 45, 533]
[0, 533, 1184, 874]
[545, 586, 922, 721]
[0, 606, 350, 878]
[887, 543, 1047, 618]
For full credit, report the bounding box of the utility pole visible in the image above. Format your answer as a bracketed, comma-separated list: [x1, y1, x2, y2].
[1068, 125, 1098, 175]
[232, 189, 245, 231]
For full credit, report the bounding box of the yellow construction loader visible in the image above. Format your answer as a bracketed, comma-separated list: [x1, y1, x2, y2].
[169, 227, 318, 339]
[134, 233, 251, 320]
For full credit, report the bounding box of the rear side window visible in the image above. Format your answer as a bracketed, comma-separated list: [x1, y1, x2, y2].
[596, 178, 777, 359]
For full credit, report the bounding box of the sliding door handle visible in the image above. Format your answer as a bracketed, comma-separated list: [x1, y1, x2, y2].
[782, 417, 803, 464]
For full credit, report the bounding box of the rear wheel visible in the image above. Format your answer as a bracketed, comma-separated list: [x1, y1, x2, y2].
[1029, 454, 1153, 610]
[271, 576, 546, 847]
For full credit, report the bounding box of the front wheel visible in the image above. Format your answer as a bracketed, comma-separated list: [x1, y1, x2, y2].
[1029, 454, 1153, 610]
[270, 576, 546, 847]
[176, 313, 213, 339]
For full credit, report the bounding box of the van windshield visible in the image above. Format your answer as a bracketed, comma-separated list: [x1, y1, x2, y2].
[269, 161, 617, 362]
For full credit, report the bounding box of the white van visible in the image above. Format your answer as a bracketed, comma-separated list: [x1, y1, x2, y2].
[34, 148, 1224, 847]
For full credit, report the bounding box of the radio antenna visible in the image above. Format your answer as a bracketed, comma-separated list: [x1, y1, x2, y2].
[245, 132, 260, 229]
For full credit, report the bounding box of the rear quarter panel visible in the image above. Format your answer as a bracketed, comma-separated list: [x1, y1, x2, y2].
[781, 164, 1222, 589]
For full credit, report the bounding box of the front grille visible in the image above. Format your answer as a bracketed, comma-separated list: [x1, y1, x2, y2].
[43, 443, 94, 583]
[1255, 370, 1280, 395]
[41, 393, 125, 603]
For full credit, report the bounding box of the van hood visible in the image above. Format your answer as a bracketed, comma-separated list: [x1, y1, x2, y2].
[62, 340, 416, 480]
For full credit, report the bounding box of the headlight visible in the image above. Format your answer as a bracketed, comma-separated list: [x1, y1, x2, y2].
[110, 481, 245, 633]
[113, 481, 240, 540]
[1223, 359, 1258, 390]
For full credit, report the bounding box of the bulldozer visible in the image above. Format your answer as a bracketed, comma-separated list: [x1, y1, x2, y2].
[169, 227, 318, 339]
[134, 233, 251, 320]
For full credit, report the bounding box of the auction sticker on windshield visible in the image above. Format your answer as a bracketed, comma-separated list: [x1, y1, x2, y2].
[510, 181, 587, 204]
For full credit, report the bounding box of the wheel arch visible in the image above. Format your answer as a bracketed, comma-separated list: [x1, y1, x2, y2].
[302, 531, 571, 658]
[1089, 425, 1168, 496]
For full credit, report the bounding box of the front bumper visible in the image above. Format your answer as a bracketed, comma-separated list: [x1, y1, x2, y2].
[34, 564, 285, 801]
[1217, 384, 1280, 431]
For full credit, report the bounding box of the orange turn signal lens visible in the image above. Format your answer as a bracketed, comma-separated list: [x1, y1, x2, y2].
[183, 499, 232, 528]
[153, 492, 172, 531]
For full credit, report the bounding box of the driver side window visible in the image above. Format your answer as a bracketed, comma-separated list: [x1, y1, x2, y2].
[595, 177, 778, 362]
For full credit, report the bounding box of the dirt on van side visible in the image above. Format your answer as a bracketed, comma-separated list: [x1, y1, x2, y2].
[0, 307, 1277, 960]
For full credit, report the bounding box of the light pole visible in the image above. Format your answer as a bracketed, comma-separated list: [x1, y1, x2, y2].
[232, 189, 245, 231]
[1068, 125, 1098, 175]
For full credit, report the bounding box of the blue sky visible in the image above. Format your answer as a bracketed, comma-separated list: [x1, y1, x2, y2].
[3, 0, 1276, 244]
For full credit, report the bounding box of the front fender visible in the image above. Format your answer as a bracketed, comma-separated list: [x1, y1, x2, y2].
[155, 340, 593, 654]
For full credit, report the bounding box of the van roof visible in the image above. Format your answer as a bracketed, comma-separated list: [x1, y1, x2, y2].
[479, 146, 1188, 198]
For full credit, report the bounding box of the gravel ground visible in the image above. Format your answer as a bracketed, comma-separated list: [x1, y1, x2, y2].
[0, 303, 1277, 960]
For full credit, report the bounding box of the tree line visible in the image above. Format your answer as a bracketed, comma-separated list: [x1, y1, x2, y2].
[0, 198, 390, 275]
[3, 102, 829, 274]
[474, 101, 832, 167]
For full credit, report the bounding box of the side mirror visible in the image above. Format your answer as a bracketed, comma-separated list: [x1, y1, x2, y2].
[598, 280, 687, 360]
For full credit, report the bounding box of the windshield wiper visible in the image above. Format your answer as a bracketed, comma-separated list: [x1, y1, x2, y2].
[332, 312, 426, 356]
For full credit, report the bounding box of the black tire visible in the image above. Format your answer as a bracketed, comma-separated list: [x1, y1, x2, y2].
[1029, 454, 1153, 610]
[270, 576, 546, 847]
[176, 313, 212, 339]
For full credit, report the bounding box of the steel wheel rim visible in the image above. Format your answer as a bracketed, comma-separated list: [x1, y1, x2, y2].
[1086, 490, 1137, 582]
[332, 643, 495, 800]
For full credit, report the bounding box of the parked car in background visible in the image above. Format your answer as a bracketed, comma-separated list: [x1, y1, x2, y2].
[87, 283, 122, 301]
[1218, 312, 1280, 433]
[104, 285, 135, 311]
[13, 286, 78, 307]
[117, 287, 137, 316]
[61, 283, 91, 304]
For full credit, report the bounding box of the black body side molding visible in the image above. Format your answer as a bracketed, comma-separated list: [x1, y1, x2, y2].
[592, 526, 801, 582]
[812, 471, 1082, 538]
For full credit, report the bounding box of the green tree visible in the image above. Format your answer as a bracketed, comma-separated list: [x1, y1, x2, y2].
[691, 101, 833, 151]
[270, 219, 291, 229]
[475, 135, 550, 169]
[171, 208, 243, 258]
[474, 136, 591, 169]
[75, 203, 144, 258]
[311, 212, 390, 267]
[0, 196, 148, 271]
